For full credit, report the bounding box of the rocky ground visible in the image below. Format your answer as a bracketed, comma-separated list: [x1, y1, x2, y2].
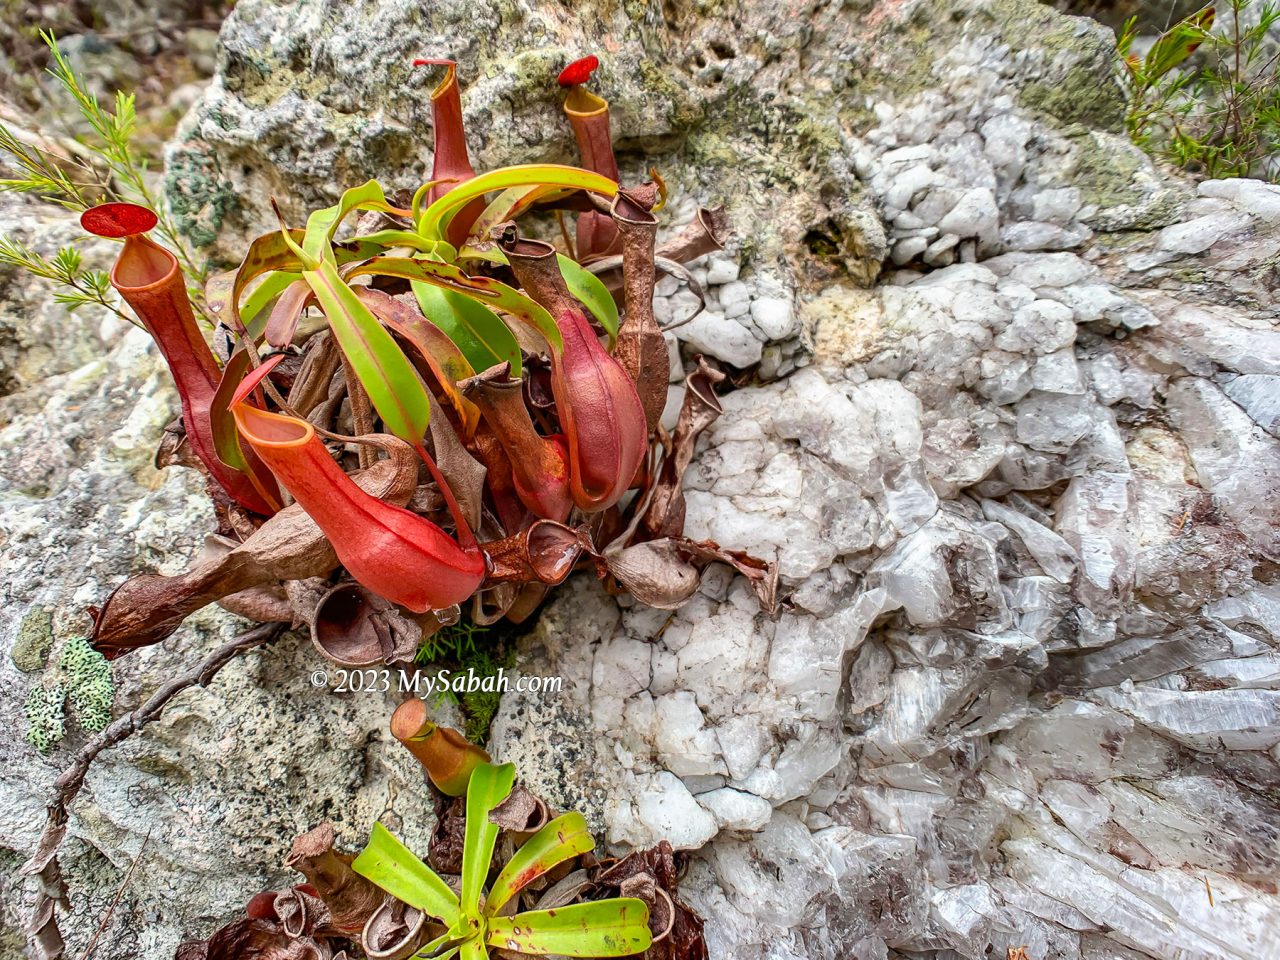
[2, 0, 1279, 958]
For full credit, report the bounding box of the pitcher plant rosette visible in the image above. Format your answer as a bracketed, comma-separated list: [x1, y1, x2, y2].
[178, 720, 709, 959]
[81, 55, 778, 668]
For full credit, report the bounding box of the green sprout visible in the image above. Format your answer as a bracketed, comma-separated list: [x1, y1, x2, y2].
[1118, 2, 1280, 181]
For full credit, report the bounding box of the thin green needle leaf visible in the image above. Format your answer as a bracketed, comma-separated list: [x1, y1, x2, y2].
[484, 812, 595, 917]
[487, 900, 652, 957]
[352, 823, 461, 926]
[461, 762, 515, 915]
[1144, 8, 1215, 84]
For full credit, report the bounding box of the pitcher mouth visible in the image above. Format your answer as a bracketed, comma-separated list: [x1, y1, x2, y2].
[564, 86, 607, 118]
[111, 233, 180, 292]
[232, 403, 315, 448]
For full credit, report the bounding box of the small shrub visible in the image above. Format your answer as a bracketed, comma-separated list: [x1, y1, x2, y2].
[1118, 1, 1280, 181]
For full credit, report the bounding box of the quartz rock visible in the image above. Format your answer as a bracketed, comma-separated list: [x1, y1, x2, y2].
[635, 772, 719, 849]
[697, 787, 773, 832]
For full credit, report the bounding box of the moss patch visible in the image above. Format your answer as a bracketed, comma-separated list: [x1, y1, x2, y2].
[11, 607, 54, 673]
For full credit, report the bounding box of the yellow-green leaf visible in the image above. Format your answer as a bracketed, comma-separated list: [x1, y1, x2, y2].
[418, 164, 618, 242]
[484, 812, 595, 917]
[558, 253, 618, 344]
[468, 184, 572, 240]
[412, 282, 523, 378]
[302, 179, 404, 263]
[476, 248, 618, 347]
[461, 762, 515, 915]
[356, 228, 453, 255]
[301, 255, 432, 443]
[487, 899, 652, 957]
[352, 823, 461, 926]
[240, 270, 300, 338]
[355, 286, 481, 436]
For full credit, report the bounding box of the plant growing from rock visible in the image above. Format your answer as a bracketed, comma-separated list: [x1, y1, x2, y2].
[1118, 2, 1280, 180]
[176, 722, 705, 960]
[74, 54, 777, 668]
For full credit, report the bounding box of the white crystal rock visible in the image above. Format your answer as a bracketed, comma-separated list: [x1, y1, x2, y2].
[674, 309, 763, 367]
[636, 772, 720, 849]
[697, 787, 773, 832]
[749, 295, 796, 340]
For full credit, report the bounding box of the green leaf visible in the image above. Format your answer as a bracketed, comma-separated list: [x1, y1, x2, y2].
[240, 270, 300, 334]
[557, 253, 618, 344]
[301, 254, 433, 443]
[467, 184, 570, 241]
[347, 255, 562, 354]
[484, 812, 595, 917]
[486, 899, 652, 957]
[460, 762, 515, 915]
[412, 282, 523, 378]
[355, 228, 453, 255]
[355, 287, 481, 435]
[302, 179, 403, 263]
[458, 940, 486, 960]
[418, 164, 618, 242]
[352, 822, 461, 926]
[220, 229, 307, 336]
[210, 350, 283, 510]
[210, 348, 253, 470]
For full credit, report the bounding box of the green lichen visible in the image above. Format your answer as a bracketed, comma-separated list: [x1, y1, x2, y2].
[21, 636, 114, 753]
[10, 607, 54, 673]
[61, 637, 113, 733]
[1020, 69, 1125, 132]
[24, 682, 66, 755]
[987, 0, 1125, 132]
[163, 142, 240, 250]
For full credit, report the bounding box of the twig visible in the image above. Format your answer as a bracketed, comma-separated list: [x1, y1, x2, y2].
[20, 621, 286, 960]
[76, 830, 151, 960]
